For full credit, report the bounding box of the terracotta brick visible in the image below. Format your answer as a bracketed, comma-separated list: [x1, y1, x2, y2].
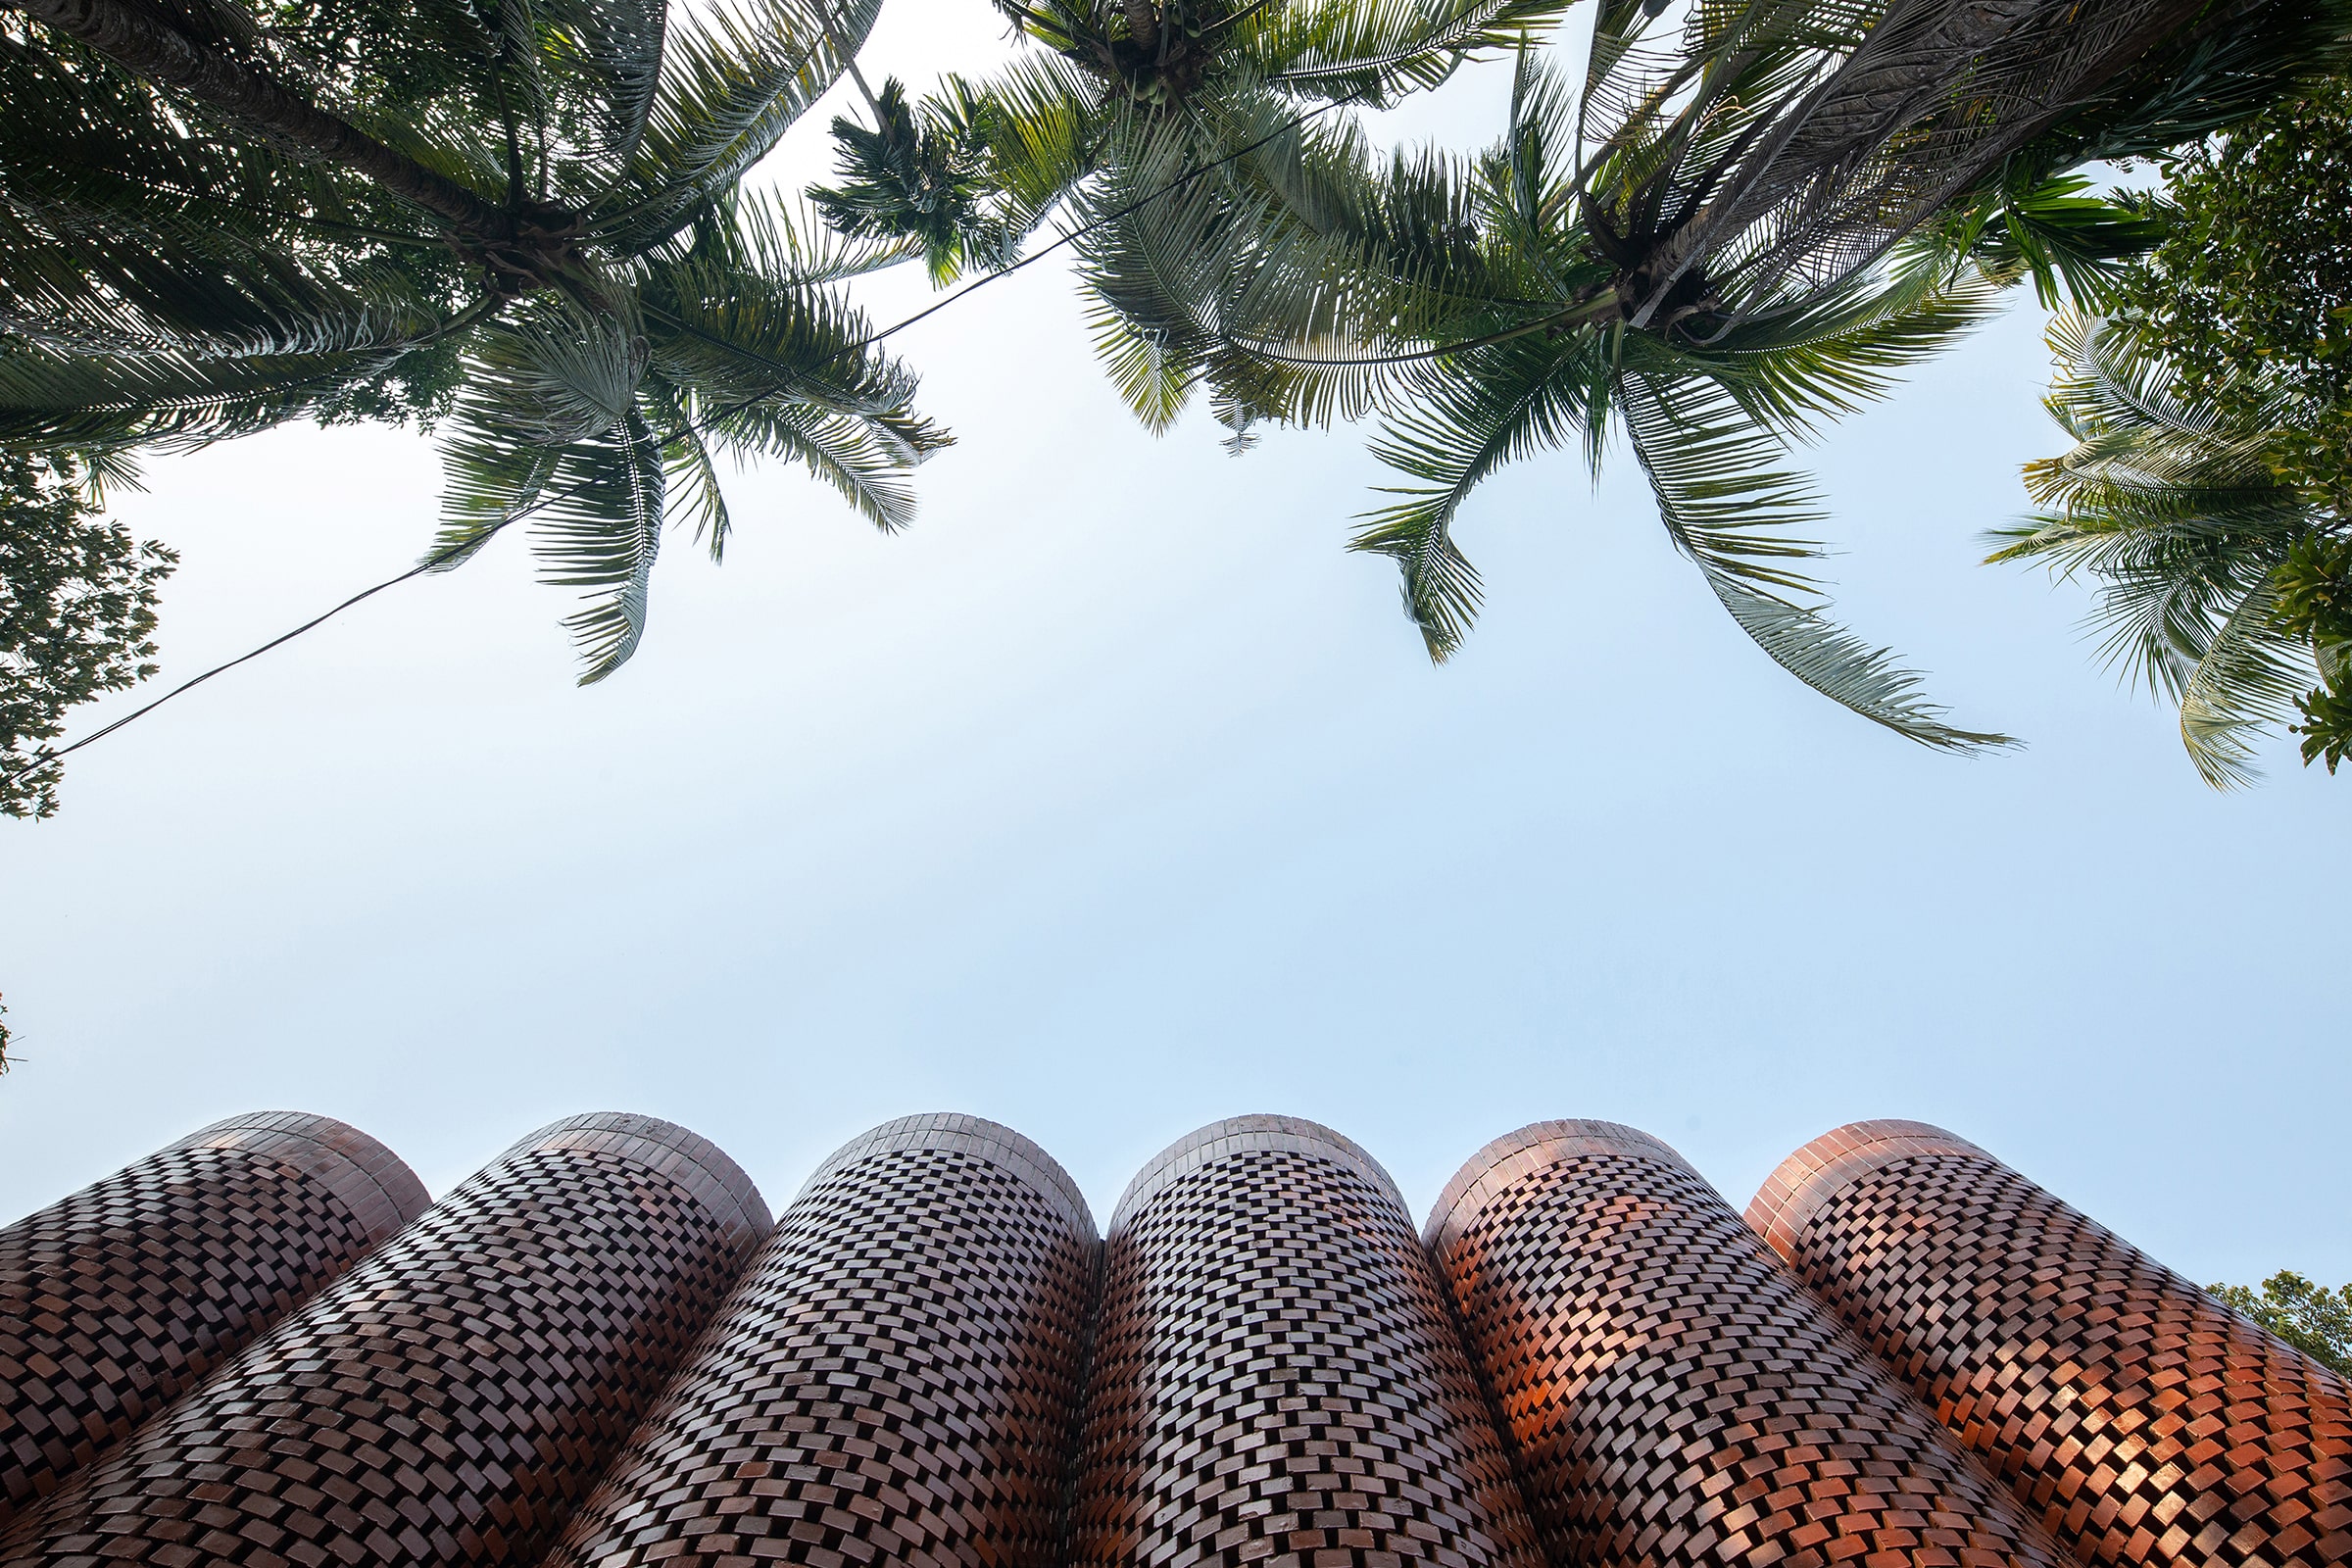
[0, 1112, 426, 1527]
[0, 1113, 765, 1568]
[1426, 1121, 2067, 1568]
[543, 1114, 1095, 1568]
[1749, 1121, 2352, 1568]
[1068, 1116, 1541, 1568]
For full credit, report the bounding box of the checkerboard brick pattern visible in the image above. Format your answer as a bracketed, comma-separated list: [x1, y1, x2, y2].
[1748, 1120, 2352, 1568]
[1427, 1121, 2068, 1568]
[543, 1112, 1097, 1568]
[0, 1111, 427, 1528]
[6, 1107, 2343, 1568]
[1067, 1115, 1544, 1568]
[0, 1112, 769, 1568]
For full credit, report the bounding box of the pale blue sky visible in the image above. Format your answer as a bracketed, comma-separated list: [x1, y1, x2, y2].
[2, 11, 2344, 1283]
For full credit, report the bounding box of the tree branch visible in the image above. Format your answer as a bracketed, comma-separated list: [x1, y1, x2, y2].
[14, 0, 519, 241]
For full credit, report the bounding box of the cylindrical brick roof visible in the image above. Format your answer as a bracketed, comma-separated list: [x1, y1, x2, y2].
[513, 1110, 770, 1242]
[544, 1112, 1096, 1568]
[168, 1109, 431, 1243]
[1423, 1117, 1697, 1250]
[1072, 1114, 1542, 1568]
[4, 1107, 2342, 1568]
[1429, 1119, 2068, 1568]
[0, 1112, 765, 1568]
[1750, 1120, 2352, 1568]
[1742, 1118, 1985, 1259]
[0, 1110, 425, 1528]
[1109, 1110, 1402, 1224]
[801, 1110, 1096, 1242]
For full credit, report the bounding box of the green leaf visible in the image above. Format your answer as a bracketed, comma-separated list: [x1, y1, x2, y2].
[1620, 368, 2014, 750]
[609, 0, 883, 247]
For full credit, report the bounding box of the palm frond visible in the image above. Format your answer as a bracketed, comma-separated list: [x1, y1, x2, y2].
[1683, 246, 2004, 430]
[0, 340, 422, 447]
[654, 392, 734, 560]
[710, 398, 933, 530]
[432, 307, 646, 573]
[2177, 578, 2311, 788]
[1700, 570, 2018, 751]
[642, 245, 918, 416]
[674, 186, 920, 284]
[537, 0, 673, 170]
[430, 323, 667, 679]
[1619, 368, 2012, 749]
[608, 0, 882, 247]
[1355, 332, 1596, 657]
[969, 51, 1108, 241]
[809, 74, 1011, 280]
[543, 410, 667, 683]
[1250, 0, 1581, 100]
[1988, 309, 2326, 782]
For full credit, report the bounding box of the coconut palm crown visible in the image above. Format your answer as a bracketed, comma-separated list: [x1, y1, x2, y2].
[806, 0, 1575, 424]
[1162, 44, 2016, 748]
[3, 0, 946, 680]
[1118, 0, 2352, 746]
[1990, 313, 2346, 787]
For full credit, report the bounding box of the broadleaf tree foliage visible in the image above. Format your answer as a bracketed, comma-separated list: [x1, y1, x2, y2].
[1996, 73, 2352, 785]
[2210, 1273, 2352, 1378]
[0, 452, 175, 819]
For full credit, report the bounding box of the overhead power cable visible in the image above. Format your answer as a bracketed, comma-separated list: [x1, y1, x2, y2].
[2, 91, 1362, 798]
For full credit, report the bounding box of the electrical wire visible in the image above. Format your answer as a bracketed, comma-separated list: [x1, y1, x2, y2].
[1, 90, 1364, 798]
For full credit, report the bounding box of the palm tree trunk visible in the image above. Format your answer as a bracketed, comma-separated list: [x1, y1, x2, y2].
[1631, 0, 2219, 324]
[15, 0, 517, 241]
[1740, 0, 2212, 220]
[1124, 0, 1160, 51]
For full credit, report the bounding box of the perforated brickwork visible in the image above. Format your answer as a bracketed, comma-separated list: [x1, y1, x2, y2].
[1067, 1115, 1543, 1568]
[0, 1112, 768, 1568]
[0, 1110, 427, 1527]
[543, 1112, 1098, 1568]
[1426, 1121, 2067, 1568]
[1748, 1121, 2352, 1568]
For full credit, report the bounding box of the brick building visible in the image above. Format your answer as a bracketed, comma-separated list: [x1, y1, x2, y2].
[2, 1113, 2342, 1568]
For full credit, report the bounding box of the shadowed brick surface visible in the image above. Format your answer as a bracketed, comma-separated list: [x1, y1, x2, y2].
[542, 1112, 1098, 1568]
[0, 1111, 427, 1527]
[1427, 1121, 2067, 1568]
[1068, 1115, 1543, 1568]
[0, 1112, 768, 1568]
[8, 1108, 2344, 1568]
[1749, 1120, 2352, 1568]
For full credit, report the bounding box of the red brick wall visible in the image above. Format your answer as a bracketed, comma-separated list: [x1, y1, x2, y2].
[542, 1113, 1096, 1568]
[0, 1113, 767, 1568]
[1067, 1115, 1544, 1568]
[1428, 1120, 2067, 1568]
[0, 1111, 426, 1526]
[1750, 1120, 2352, 1568]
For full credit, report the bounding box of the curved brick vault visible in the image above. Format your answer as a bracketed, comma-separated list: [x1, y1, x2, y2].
[1749, 1120, 2352, 1568]
[0, 1111, 427, 1527]
[1427, 1120, 2068, 1568]
[0, 1113, 768, 1568]
[542, 1112, 1098, 1568]
[1066, 1115, 1544, 1568]
[1, 1108, 2343, 1568]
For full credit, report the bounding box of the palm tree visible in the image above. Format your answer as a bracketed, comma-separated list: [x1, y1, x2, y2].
[1132, 0, 2351, 745]
[811, 71, 1013, 284]
[1177, 51, 2015, 746]
[807, 0, 1572, 426]
[3, 0, 943, 680]
[1987, 313, 2340, 786]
